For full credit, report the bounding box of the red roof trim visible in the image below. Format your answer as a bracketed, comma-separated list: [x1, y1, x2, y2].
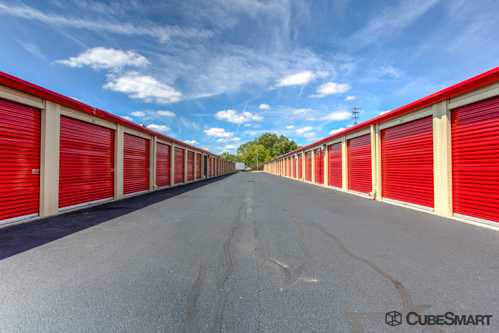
[0, 71, 217, 156]
[273, 66, 499, 161]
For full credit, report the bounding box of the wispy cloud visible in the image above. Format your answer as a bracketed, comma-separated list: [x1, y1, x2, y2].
[0, 2, 212, 43]
[259, 103, 270, 111]
[348, 0, 440, 49]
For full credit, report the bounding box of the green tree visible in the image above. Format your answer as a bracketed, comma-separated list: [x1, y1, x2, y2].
[236, 133, 298, 170]
[220, 152, 239, 163]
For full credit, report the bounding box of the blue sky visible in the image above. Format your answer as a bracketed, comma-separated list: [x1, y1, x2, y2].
[1, 0, 498, 153]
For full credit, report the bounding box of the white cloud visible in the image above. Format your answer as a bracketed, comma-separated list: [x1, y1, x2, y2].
[156, 110, 176, 117]
[104, 72, 182, 104]
[204, 127, 234, 138]
[217, 137, 240, 143]
[379, 110, 391, 115]
[147, 124, 170, 133]
[122, 116, 133, 121]
[329, 127, 346, 135]
[286, 125, 295, 129]
[296, 126, 313, 135]
[215, 109, 263, 124]
[321, 110, 351, 121]
[259, 103, 270, 111]
[184, 139, 198, 145]
[376, 65, 402, 79]
[0, 3, 212, 43]
[223, 144, 238, 150]
[345, 95, 357, 101]
[292, 108, 313, 114]
[131, 111, 146, 117]
[57, 47, 149, 70]
[312, 82, 351, 98]
[277, 70, 316, 87]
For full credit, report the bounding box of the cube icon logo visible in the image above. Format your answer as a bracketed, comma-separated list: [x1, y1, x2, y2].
[385, 311, 402, 326]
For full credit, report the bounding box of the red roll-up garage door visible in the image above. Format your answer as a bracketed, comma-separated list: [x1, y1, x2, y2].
[305, 152, 312, 181]
[59, 117, 114, 208]
[196, 153, 202, 178]
[292, 158, 296, 178]
[175, 147, 185, 184]
[187, 151, 194, 181]
[348, 134, 371, 194]
[124, 134, 149, 195]
[298, 155, 303, 179]
[314, 148, 324, 184]
[381, 116, 434, 208]
[156, 142, 171, 187]
[452, 96, 499, 222]
[0, 99, 40, 222]
[328, 143, 342, 188]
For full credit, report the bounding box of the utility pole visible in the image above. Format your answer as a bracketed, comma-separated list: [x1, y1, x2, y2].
[352, 107, 360, 125]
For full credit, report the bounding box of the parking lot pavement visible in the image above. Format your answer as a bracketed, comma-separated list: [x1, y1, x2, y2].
[1, 172, 498, 332]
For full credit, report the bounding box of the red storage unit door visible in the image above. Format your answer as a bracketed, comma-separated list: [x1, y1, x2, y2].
[156, 142, 171, 187]
[452, 96, 499, 222]
[124, 134, 149, 195]
[175, 147, 185, 184]
[59, 117, 114, 208]
[196, 154, 202, 178]
[305, 152, 312, 181]
[187, 151, 194, 181]
[0, 99, 40, 221]
[292, 158, 296, 178]
[328, 143, 342, 188]
[314, 149, 324, 184]
[348, 134, 372, 194]
[298, 155, 303, 179]
[381, 116, 434, 208]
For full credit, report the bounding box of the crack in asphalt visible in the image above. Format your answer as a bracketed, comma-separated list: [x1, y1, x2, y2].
[211, 189, 253, 333]
[300, 221, 444, 333]
[184, 264, 207, 333]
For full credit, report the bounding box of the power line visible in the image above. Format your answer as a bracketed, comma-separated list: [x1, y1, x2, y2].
[352, 107, 361, 125]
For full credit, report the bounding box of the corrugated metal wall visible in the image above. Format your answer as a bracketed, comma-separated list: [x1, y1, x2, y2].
[0, 99, 40, 221]
[348, 134, 372, 194]
[59, 116, 114, 208]
[327, 143, 342, 188]
[314, 148, 324, 185]
[305, 152, 312, 181]
[174, 147, 185, 184]
[124, 134, 150, 195]
[452, 95, 499, 222]
[187, 151, 194, 181]
[381, 116, 434, 208]
[196, 153, 202, 179]
[156, 142, 171, 187]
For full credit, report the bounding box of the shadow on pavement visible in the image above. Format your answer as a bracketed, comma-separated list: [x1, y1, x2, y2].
[0, 174, 235, 261]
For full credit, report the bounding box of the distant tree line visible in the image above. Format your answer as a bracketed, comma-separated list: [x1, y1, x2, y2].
[220, 133, 298, 170]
